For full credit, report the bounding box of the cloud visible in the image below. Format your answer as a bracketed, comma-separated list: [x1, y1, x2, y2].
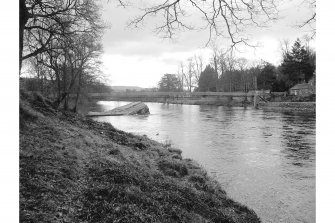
[102, 54, 177, 88]
[101, 1, 215, 57]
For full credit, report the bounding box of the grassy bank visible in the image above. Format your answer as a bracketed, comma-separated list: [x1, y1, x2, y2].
[20, 91, 260, 223]
[259, 101, 316, 112]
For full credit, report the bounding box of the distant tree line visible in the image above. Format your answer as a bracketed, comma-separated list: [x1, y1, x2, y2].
[158, 38, 315, 93]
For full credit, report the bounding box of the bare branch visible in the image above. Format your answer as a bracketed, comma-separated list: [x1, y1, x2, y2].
[297, 0, 316, 38]
[128, 0, 278, 48]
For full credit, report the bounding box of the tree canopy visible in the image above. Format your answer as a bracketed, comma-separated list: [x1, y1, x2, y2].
[19, 0, 104, 72]
[20, 0, 105, 111]
[257, 62, 277, 90]
[158, 74, 182, 92]
[198, 65, 217, 92]
[279, 38, 315, 89]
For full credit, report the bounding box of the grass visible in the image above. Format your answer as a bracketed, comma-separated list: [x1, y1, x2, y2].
[20, 91, 261, 223]
[158, 159, 188, 178]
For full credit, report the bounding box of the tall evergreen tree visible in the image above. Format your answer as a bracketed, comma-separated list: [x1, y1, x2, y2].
[257, 62, 277, 90]
[198, 65, 217, 92]
[280, 39, 315, 88]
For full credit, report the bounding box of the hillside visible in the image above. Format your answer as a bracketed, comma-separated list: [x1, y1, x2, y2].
[19, 91, 260, 223]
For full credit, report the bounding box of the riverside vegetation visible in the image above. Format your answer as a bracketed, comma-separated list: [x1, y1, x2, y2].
[20, 91, 260, 223]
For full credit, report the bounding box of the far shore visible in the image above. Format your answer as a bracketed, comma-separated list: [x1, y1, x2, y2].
[86, 96, 316, 112]
[258, 101, 316, 112]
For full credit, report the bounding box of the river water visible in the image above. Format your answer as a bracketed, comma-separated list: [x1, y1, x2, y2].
[85, 101, 315, 223]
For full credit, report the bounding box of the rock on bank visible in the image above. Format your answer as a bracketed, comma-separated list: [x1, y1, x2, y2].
[20, 91, 261, 223]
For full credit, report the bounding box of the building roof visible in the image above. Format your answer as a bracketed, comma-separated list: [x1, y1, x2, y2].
[290, 83, 314, 90]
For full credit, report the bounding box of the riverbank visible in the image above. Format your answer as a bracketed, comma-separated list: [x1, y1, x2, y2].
[258, 101, 316, 112]
[105, 97, 252, 107]
[100, 97, 316, 112]
[20, 91, 260, 222]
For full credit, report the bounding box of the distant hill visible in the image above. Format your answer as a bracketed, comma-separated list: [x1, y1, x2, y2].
[111, 86, 144, 92]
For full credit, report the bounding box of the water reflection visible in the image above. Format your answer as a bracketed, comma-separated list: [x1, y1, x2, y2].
[80, 101, 315, 223]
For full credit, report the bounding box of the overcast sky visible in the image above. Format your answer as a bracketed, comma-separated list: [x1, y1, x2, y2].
[100, 0, 315, 88]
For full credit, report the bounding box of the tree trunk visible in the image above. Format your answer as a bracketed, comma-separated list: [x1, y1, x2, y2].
[73, 70, 82, 113]
[181, 75, 184, 92]
[19, 0, 29, 74]
[55, 70, 61, 105]
[62, 66, 67, 109]
[229, 73, 232, 92]
[254, 76, 258, 90]
[64, 95, 69, 110]
[213, 55, 218, 92]
[220, 66, 225, 92]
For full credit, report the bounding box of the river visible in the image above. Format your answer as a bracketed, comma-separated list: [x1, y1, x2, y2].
[84, 101, 315, 223]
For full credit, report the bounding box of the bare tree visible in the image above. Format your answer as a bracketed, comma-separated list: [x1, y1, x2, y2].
[236, 58, 248, 71]
[26, 54, 53, 94]
[236, 57, 248, 92]
[209, 44, 221, 91]
[218, 51, 236, 92]
[193, 54, 203, 85]
[177, 63, 185, 91]
[279, 39, 290, 60]
[28, 29, 103, 110]
[20, 0, 104, 73]
[21, 0, 105, 112]
[179, 59, 195, 92]
[72, 34, 103, 112]
[176, 73, 184, 91]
